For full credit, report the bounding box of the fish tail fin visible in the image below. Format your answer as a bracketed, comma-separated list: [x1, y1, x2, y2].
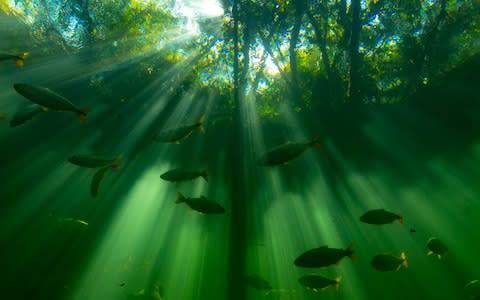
[202, 170, 208, 182]
[401, 252, 409, 269]
[14, 52, 29, 67]
[311, 136, 321, 148]
[78, 109, 90, 123]
[399, 213, 404, 224]
[111, 154, 123, 172]
[175, 192, 185, 204]
[15, 59, 24, 67]
[197, 114, 205, 133]
[335, 276, 342, 291]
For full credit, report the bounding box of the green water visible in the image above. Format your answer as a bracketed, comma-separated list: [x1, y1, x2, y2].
[1, 1, 480, 300]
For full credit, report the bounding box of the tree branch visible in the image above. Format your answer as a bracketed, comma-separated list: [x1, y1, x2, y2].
[289, 0, 303, 98]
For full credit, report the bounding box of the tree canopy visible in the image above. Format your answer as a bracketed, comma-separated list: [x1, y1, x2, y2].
[2, 0, 479, 115]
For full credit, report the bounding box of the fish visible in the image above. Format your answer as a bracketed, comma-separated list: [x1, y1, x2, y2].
[55, 217, 89, 235]
[160, 168, 208, 182]
[0, 112, 8, 121]
[426, 237, 448, 259]
[152, 115, 205, 144]
[294, 243, 356, 268]
[58, 217, 89, 226]
[13, 83, 89, 123]
[298, 274, 341, 292]
[257, 137, 320, 166]
[244, 275, 292, 296]
[359, 209, 403, 225]
[409, 228, 416, 233]
[245, 274, 272, 292]
[465, 280, 480, 299]
[370, 252, 408, 272]
[91, 166, 111, 197]
[68, 154, 122, 171]
[175, 192, 225, 214]
[9, 104, 45, 127]
[0, 52, 29, 67]
[131, 282, 163, 300]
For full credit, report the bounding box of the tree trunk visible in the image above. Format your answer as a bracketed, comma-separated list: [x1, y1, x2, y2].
[348, 0, 361, 102]
[289, 0, 303, 99]
[79, 0, 96, 46]
[227, 0, 246, 299]
[305, 9, 331, 79]
[241, 6, 251, 97]
[401, 0, 447, 102]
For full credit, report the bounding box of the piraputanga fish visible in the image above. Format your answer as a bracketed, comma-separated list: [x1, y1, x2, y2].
[9, 104, 45, 127]
[298, 274, 341, 292]
[13, 83, 89, 123]
[132, 282, 163, 300]
[0, 52, 28, 67]
[360, 209, 403, 225]
[152, 115, 205, 144]
[160, 168, 208, 182]
[245, 274, 272, 292]
[175, 192, 225, 214]
[426, 237, 448, 259]
[58, 217, 89, 226]
[68, 154, 122, 171]
[54, 216, 89, 235]
[257, 137, 320, 166]
[294, 243, 356, 268]
[91, 166, 111, 197]
[370, 252, 408, 272]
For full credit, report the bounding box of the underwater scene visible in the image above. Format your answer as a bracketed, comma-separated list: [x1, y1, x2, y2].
[1, 0, 480, 299]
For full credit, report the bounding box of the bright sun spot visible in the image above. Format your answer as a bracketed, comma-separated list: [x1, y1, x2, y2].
[265, 55, 279, 75]
[250, 44, 280, 76]
[186, 0, 224, 17]
[173, 0, 224, 35]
